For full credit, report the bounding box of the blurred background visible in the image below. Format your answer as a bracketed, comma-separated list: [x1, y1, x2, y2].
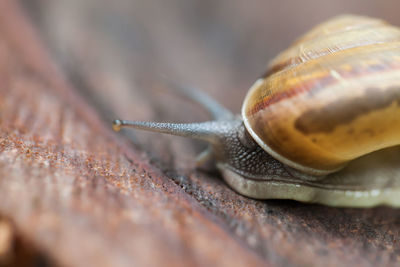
[18, 0, 400, 170]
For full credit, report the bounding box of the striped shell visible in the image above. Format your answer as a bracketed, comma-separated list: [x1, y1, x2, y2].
[242, 15, 400, 175]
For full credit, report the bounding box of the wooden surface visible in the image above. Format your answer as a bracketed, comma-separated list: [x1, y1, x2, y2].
[1, 0, 400, 266]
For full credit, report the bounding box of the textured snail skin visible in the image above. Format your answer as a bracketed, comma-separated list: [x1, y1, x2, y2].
[243, 14, 400, 175]
[221, 146, 400, 207]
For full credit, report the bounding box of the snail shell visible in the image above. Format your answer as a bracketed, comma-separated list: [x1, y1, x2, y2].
[243, 14, 400, 175]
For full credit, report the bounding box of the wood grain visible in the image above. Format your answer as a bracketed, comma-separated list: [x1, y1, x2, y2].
[1, 0, 400, 266]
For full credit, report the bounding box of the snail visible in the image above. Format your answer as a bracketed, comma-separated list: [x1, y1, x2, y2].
[113, 14, 400, 207]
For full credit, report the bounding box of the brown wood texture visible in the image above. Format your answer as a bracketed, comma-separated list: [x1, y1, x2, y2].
[1, 0, 400, 266]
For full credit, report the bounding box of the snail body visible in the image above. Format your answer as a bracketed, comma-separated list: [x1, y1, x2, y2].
[114, 15, 400, 207]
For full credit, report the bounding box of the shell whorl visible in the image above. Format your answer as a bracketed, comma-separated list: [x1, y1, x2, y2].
[242, 15, 400, 175]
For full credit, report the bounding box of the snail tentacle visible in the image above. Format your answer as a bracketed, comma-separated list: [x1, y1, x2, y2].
[160, 76, 234, 120]
[113, 120, 223, 144]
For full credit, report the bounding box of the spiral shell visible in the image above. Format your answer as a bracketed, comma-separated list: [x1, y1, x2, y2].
[242, 15, 400, 175]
